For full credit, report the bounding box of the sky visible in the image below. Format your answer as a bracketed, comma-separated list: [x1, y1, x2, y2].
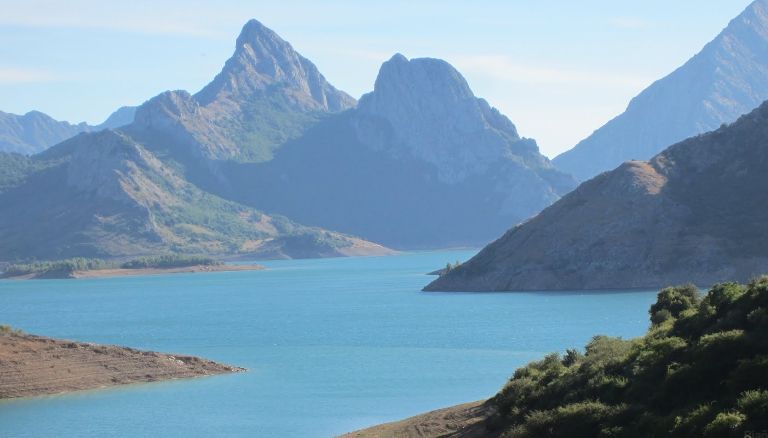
[0, 0, 754, 158]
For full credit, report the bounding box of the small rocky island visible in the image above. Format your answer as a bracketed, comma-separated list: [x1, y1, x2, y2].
[0, 327, 244, 399]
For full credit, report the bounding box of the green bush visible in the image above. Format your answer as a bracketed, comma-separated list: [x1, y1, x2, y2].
[483, 279, 768, 437]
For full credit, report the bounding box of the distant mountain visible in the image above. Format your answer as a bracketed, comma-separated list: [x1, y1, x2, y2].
[0, 106, 136, 155]
[222, 54, 576, 248]
[554, 0, 768, 181]
[426, 100, 768, 291]
[127, 19, 355, 164]
[0, 19, 572, 260]
[0, 130, 390, 261]
[0, 20, 386, 262]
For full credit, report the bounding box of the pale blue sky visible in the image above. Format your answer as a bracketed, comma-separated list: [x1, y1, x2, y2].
[0, 0, 753, 157]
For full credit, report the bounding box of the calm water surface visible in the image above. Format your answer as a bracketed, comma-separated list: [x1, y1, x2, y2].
[0, 250, 658, 437]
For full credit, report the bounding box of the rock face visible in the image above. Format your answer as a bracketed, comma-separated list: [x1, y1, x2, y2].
[355, 54, 554, 184]
[554, 0, 768, 181]
[426, 101, 768, 291]
[227, 54, 576, 248]
[0, 107, 136, 155]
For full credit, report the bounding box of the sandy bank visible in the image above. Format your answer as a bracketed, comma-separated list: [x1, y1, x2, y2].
[0, 333, 244, 399]
[341, 400, 497, 438]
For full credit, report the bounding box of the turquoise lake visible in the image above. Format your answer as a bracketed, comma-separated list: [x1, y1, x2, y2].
[0, 250, 658, 437]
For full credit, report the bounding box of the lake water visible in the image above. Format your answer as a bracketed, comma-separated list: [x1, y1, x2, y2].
[0, 250, 658, 437]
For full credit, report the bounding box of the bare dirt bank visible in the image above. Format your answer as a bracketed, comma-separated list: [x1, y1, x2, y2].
[0, 332, 244, 399]
[341, 400, 497, 438]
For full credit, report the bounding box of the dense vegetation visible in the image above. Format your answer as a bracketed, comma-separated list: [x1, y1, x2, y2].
[0, 153, 57, 193]
[1, 258, 115, 277]
[120, 255, 220, 269]
[486, 279, 768, 437]
[1, 255, 220, 278]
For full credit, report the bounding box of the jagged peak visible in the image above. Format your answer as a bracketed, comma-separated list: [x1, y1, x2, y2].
[235, 19, 286, 51]
[194, 19, 355, 111]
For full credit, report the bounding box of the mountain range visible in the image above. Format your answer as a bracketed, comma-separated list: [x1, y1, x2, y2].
[216, 52, 575, 248]
[426, 100, 768, 291]
[0, 18, 575, 262]
[0, 106, 136, 155]
[554, 0, 768, 181]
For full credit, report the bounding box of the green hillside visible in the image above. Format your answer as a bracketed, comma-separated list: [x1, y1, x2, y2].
[486, 279, 768, 437]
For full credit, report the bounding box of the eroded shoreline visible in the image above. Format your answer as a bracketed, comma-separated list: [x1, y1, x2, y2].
[0, 332, 245, 399]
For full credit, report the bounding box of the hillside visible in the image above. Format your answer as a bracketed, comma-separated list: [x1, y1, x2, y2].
[355, 279, 768, 437]
[0, 130, 391, 261]
[427, 100, 768, 292]
[554, 0, 768, 181]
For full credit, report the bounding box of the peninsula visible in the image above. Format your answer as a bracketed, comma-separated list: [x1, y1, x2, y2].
[0, 327, 244, 399]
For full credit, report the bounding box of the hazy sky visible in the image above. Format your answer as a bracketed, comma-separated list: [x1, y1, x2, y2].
[0, 0, 754, 158]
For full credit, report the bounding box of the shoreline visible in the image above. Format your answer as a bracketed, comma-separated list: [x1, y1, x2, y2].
[0, 332, 245, 400]
[341, 400, 497, 438]
[1, 263, 265, 280]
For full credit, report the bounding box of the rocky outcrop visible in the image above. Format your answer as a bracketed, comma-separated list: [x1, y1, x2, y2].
[426, 100, 768, 291]
[554, 0, 768, 181]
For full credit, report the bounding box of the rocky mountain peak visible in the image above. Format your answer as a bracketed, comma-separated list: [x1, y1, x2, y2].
[354, 54, 552, 184]
[361, 54, 479, 118]
[195, 19, 355, 112]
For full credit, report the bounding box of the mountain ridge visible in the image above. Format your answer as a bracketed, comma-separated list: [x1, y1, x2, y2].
[554, 0, 768, 181]
[0, 107, 137, 155]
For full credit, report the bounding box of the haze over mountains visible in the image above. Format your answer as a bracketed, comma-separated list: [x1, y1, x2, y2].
[0, 106, 136, 155]
[427, 100, 768, 291]
[555, 0, 768, 181]
[0, 18, 574, 263]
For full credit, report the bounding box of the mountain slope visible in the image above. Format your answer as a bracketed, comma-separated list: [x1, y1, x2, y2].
[426, 100, 768, 291]
[0, 130, 390, 261]
[223, 54, 576, 248]
[554, 0, 768, 181]
[0, 107, 137, 155]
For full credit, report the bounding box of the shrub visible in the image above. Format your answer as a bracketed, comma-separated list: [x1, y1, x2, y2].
[485, 278, 768, 437]
[702, 411, 746, 437]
